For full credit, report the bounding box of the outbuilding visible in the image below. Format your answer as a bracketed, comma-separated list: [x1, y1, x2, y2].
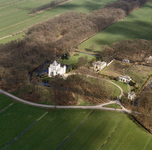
[128, 91, 136, 100]
[92, 61, 107, 71]
[118, 75, 132, 84]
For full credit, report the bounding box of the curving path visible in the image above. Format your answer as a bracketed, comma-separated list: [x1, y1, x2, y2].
[0, 89, 135, 114]
[63, 73, 123, 99]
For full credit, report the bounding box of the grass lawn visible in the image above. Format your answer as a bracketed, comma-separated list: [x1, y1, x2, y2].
[58, 53, 95, 65]
[101, 61, 133, 77]
[86, 77, 121, 98]
[103, 103, 122, 109]
[79, 1, 152, 52]
[77, 95, 95, 106]
[0, 0, 116, 43]
[112, 80, 129, 93]
[1, 94, 152, 150]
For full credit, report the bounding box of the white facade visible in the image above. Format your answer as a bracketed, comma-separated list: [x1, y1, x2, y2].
[122, 59, 130, 63]
[92, 61, 107, 71]
[48, 60, 66, 76]
[146, 56, 152, 63]
[128, 92, 136, 100]
[119, 75, 132, 84]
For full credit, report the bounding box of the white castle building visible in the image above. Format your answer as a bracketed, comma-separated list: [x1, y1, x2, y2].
[48, 60, 66, 76]
[92, 61, 107, 71]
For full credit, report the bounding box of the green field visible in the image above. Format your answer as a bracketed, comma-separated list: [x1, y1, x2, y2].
[58, 53, 95, 65]
[1, 94, 152, 150]
[0, 0, 116, 44]
[80, 1, 152, 51]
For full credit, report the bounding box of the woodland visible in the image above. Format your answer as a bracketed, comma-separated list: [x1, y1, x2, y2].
[0, 0, 152, 130]
[99, 39, 152, 62]
[0, 0, 150, 78]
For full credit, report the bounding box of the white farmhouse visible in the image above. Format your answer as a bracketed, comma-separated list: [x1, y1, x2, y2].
[122, 59, 130, 63]
[119, 75, 132, 84]
[92, 61, 107, 71]
[128, 92, 136, 100]
[146, 56, 152, 64]
[48, 60, 66, 76]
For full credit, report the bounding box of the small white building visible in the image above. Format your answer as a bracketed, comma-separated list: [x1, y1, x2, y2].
[48, 60, 66, 76]
[119, 75, 132, 84]
[128, 92, 136, 100]
[92, 61, 107, 71]
[122, 59, 130, 63]
[146, 56, 152, 63]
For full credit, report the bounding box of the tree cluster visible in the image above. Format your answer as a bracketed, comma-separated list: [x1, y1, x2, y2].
[100, 39, 152, 62]
[48, 74, 112, 105]
[134, 86, 152, 133]
[0, 0, 150, 90]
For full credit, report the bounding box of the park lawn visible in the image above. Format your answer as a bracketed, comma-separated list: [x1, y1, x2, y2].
[86, 77, 121, 98]
[103, 103, 122, 109]
[1, 94, 152, 149]
[108, 83, 121, 98]
[112, 80, 129, 93]
[77, 95, 95, 106]
[58, 53, 95, 65]
[0, 0, 116, 42]
[79, 1, 152, 52]
[126, 65, 152, 89]
[101, 61, 133, 77]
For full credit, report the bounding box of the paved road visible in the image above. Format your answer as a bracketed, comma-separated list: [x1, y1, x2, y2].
[0, 89, 134, 114]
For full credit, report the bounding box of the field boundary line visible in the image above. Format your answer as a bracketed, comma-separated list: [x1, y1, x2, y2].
[0, 0, 26, 10]
[0, 9, 22, 17]
[0, 113, 25, 132]
[56, 110, 95, 150]
[0, 35, 12, 40]
[117, 129, 132, 150]
[30, 118, 65, 149]
[0, 16, 39, 32]
[37, 112, 48, 121]
[0, 0, 20, 8]
[0, 103, 13, 114]
[99, 120, 121, 149]
[31, 0, 73, 15]
[2, 121, 37, 150]
[143, 138, 151, 150]
[2, 111, 48, 150]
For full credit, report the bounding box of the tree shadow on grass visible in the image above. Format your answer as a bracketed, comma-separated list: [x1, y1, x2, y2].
[93, 20, 152, 46]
